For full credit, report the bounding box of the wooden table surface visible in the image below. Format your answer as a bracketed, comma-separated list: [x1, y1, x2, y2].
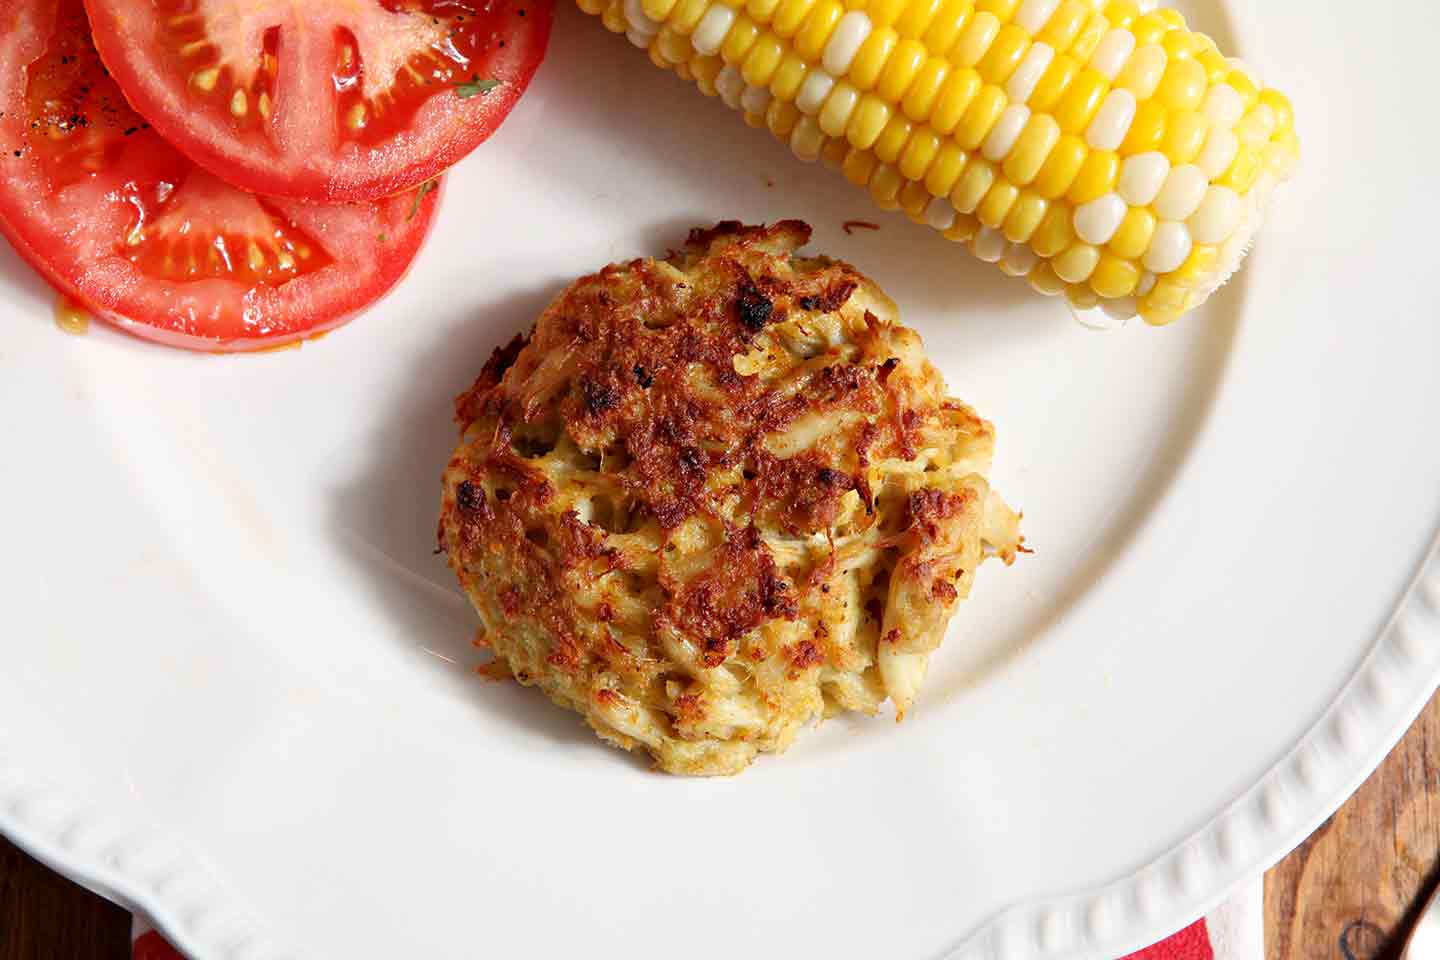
[3, 691, 1439, 960]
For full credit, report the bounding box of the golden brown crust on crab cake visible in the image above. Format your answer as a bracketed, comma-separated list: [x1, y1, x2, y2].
[439, 221, 1021, 776]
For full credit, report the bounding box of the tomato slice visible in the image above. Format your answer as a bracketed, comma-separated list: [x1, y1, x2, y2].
[80, 0, 551, 202]
[0, 0, 440, 352]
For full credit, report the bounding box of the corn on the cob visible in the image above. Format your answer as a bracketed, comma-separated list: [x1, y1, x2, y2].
[582, 0, 1297, 325]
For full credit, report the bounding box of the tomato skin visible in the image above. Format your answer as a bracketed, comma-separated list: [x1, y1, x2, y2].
[0, 0, 443, 352]
[81, 0, 553, 202]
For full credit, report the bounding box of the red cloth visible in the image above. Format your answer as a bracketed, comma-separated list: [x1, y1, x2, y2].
[135, 918, 1216, 958]
[1122, 920, 1215, 959]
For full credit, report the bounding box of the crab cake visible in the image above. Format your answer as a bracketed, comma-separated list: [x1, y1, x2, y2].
[439, 221, 1021, 775]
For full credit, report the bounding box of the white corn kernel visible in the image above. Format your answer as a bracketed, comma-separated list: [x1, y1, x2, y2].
[740, 84, 772, 114]
[627, 27, 653, 47]
[1144, 221, 1193, 274]
[925, 197, 958, 231]
[1235, 104, 1277, 148]
[1136, 271, 1157, 296]
[1101, 296, 1138, 321]
[823, 11, 873, 76]
[1153, 164, 1208, 221]
[1007, 42, 1055, 104]
[1088, 29, 1136, 81]
[1074, 193, 1127, 245]
[1015, 0, 1060, 34]
[1196, 127, 1240, 180]
[1188, 186, 1241, 244]
[1001, 242, 1039, 276]
[715, 64, 746, 108]
[972, 226, 1006, 263]
[692, 4, 736, 55]
[625, 0, 660, 34]
[1085, 89, 1136, 151]
[1201, 84, 1244, 128]
[1119, 151, 1170, 207]
[983, 104, 1031, 162]
[796, 68, 835, 115]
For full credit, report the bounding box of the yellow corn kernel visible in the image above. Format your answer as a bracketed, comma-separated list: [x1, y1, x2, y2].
[867, 0, 908, 28]
[1102, 0, 1140, 30]
[1154, 8, 1186, 29]
[1227, 69, 1259, 110]
[1025, 54, 1076, 114]
[669, 0, 710, 32]
[1031, 202, 1074, 256]
[745, 0, 781, 22]
[1028, 261, 1066, 295]
[648, 44, 671, 70]
[820, 81, 860, 135]
[766, 98, 802, 137]
[795, 0, 844, 60]
[902, 58, 952, 122]
[601, 1, 627, 32]
[1171, 243, 1219, 287]
[1037, 0, 1088, 51]
[1054, 242, 1101, 283]
[850, 28, 898, 90]
[771, 0, 818, 37]
[723, 15, 761, 61]
[1089, 253, 1139, 297]
[978, 24, 1030, 84]
[900, 178, 932, 218]
[1002, 191, 1047, 243]
[1161, 29, 1205, 61]
[769, 51, 809, 99]
[657, 27, 692, 63]
[955, 84, 1008, 150]
[1140, 278, 1189, 325]
[930, 68, 985, 135]
[578, 0, 608, 15]
[955, 11, 1002, 66]
[1129, 11, 1173, 46]
[1066, 148, 1118, 203]
[925, 140, 969, 195]
[951, 158, 997, 212]
[978, 180, 1020, 228]
[945, 211, 981, 242]
[674, 59, 693, 81]
[741, 34, 784, 86]
[846, 94, 892, 149]
[975, 0, 1018, 19]
[1054, 68, 1109, 134]
[1161, 110, 1208, 164]
[814, 134, 844, 167]
[1032, 132, 1087, 198]
[1219, 144, 1262, 192]
[742, 111, 766, 129]
[1155, 57, 1206, 111]
[1107, 206, 1155, 259]
[1119, 98, 1166, 153]
[919, 0, 971, 51]
[872, 113, 913, 163]
[644, 0, 679, 20]
[1116, 43, 1166, 99]
[1065, 283, 1100, 309]
[899, 129, 942, 181]
[843, 146, 879, 185]
[1068, 12, 1109, 62]
[869, 164, 904, 208]
[878, 39, 928, 102]
[691, 54, 723, 94]
[1196, 47, 1229, 85]
[1003, 114, 1061, 185]
[1259, 89, 1294, 136]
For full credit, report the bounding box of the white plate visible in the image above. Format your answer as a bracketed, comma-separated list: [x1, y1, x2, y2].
[3, 2, 1439, 957]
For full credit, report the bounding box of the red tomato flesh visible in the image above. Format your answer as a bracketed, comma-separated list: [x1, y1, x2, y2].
[0, 0, 440, 351]
[82, 0, 552, 201]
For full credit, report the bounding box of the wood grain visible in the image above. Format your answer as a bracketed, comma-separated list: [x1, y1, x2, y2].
[2, 691, 1439, 959]
[1266, 690, 1440, 960]
[0, 839, 128, 960]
